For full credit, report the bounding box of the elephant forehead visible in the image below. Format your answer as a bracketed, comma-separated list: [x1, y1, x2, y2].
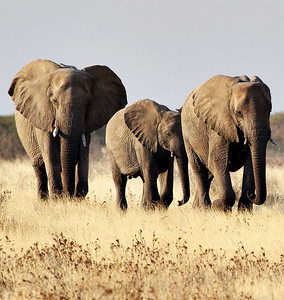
[162, 111, 181, 124]
[160, 117, 181, 136]
[233, 83, 268, 101]
[232, 84, 272, 113]
[51, 69, 92, 88]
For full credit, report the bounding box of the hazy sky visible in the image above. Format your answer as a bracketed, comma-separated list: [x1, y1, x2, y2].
[1, 0, 283, 115]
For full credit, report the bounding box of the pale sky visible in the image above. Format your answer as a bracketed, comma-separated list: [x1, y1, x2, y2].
[1, 0, 283, 115]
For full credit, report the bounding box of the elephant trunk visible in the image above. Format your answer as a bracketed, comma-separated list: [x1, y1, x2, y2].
[60, 138, 79, 197]
[248, 129, 268, 205]
[175, 145, 190, 206]
[57, 105, 86, 197]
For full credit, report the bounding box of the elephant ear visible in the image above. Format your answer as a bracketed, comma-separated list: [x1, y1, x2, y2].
[8, 59, 60, 132]
[192, 75, 240, 143]
[82, 65, 127, 133]
[124, 99, 169, 153]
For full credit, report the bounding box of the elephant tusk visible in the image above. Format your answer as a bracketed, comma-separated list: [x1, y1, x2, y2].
[82, 134, 87, 147]
[171, 151, 174, 157]
[53, 126, 59, 137]
[270, 138, 277, 145]
[244, 138, 247, 145]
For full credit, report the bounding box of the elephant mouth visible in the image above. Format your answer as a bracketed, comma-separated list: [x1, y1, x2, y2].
[52, 125, 87, 147]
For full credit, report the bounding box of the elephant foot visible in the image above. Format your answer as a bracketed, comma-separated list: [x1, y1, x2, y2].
[142, 199, 162, 211]
[143, 205, 156, 211]
[115, 194, 128, 211]
[155, 201, 169, 211]
[212, 199, 232, 212]
[160, 195, 173, 208]
[38, 190, 49, 200]
[238, 199, 253, 212]
[75, 192, 88, 198]
[191, 194, 201, 208]
[191, 194, 211, 209]
[75, 184, 88, 198]
[50, 192, 64, 201]
[118, 201, 128, 211]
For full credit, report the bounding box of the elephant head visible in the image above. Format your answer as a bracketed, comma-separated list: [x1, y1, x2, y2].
[8, 59, 127, 196]
[192, 75, 272, 205]
[124, 99, 190, 205]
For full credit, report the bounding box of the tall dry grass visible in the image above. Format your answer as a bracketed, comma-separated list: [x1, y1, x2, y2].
[0, 155, 283, 299]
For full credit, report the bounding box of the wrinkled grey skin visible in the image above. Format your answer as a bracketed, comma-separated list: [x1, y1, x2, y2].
[106, 99, 190, 210]
[8, 59, 127, 199]
[181, 75, 272, 211]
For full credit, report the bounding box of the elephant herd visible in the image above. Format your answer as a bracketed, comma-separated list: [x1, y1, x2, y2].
[8, 59, 272, 212]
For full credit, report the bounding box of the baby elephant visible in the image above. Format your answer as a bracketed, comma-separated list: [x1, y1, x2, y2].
[106, 99, 190, 210]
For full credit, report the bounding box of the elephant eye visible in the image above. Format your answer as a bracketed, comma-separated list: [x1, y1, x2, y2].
[236, 110, 242, 117]
[165, 132, 172, 139]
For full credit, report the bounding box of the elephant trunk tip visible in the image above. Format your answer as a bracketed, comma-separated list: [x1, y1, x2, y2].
[247, 191, 266, 205]
[177, 196, 189, 206]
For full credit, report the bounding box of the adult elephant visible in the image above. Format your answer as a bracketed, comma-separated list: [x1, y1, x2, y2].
[181, 75, 272, 211]
[8, 59, 127, 199]
[106, 99, 190, 210]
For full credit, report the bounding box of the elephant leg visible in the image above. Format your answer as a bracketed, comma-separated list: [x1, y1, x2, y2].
[208, 140, 235, 211]
[109, 154, 128, 210]
[238, 151, 254, 211]
[37, 131, 62, 198]
[115, 173, 128, 211]
[141, 149, 160, 210]
[75, 133, 90, 198]
[188, 148, 211, 208]
[212, 173, 235, 211]
[210, 162, 235, 211]
[15, 114, 51, 199]
[45, 158, 62, 198]
[158, 158, 174, 208]
[141, 176, 159, 210]
[33, 161, 48, 199]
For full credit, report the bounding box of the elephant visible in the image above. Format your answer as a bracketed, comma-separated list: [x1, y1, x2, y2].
[181, 75, 272, 211]
[106, 99, 190, 210]
[8, 59, 127, 199]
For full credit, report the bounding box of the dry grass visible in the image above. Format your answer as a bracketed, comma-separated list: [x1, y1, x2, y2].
[0, 156, 283, 299]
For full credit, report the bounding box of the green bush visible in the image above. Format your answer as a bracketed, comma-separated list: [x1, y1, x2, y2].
[0, 116, 26, 160]
[268, 112, 284, 153]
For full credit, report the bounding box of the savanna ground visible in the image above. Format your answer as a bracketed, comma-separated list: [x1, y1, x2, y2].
[0, 150, 283, 299]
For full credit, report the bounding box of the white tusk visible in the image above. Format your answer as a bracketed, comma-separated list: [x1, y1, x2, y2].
[53, 126, 59, 137]
[171, 151, 174, 157]
[244, 138, 247, 145]
[82, 134, 86, 147]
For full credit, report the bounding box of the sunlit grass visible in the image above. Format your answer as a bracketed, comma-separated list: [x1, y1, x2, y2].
[0, 157, 283, 299]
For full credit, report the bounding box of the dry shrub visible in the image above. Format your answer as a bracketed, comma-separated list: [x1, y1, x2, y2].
[0, 232, 283, 299]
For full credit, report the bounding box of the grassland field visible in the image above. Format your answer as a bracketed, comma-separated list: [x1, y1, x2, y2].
[0, 149, 283, 299]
